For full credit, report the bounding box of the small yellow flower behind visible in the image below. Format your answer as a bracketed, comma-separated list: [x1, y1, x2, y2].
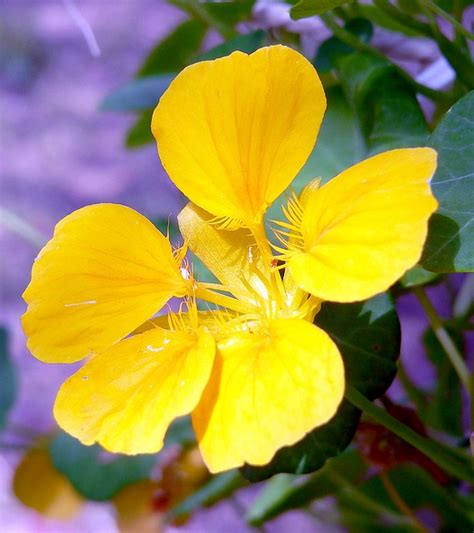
[13, 447, 82, 520]
[22, 45, 438, 473]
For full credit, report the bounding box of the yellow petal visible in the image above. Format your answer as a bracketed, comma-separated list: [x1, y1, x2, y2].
[153, 45, 326, 227]
[192, 318, 344, 472]
[287, 148, 438, 302]
[13, 447, 82, 520]
[178, 203, 269, 302]
[54, 327, 215, 454]
[23, 204, 187, 363]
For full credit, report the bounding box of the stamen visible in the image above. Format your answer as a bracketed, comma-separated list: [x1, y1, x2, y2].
[194, 285, 256, 315]
[209, 214, 246, 231]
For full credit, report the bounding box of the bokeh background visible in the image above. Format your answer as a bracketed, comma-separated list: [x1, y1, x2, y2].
[1, 1, 472, 532]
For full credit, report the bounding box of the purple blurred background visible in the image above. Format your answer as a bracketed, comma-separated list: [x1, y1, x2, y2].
[1, 1, 472, 531]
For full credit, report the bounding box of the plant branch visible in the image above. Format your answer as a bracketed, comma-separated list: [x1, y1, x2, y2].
[417, 1, 474, 88]
[379, 471, 428, 533]
[373, 0, 432, 36]
[345, 385, 473, 483]
[420, 0, 474, 41]
[413, 286, 470, 390]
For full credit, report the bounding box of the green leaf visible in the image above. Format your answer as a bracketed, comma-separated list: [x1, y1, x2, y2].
[101, 74, 174, 112]
[195, 30, 266, 62]
[243, 293, 400, 481]
[168, 470, 245, 520]
[243, 401, 360, 481]
[295, 85, 366, 186]
[137, 19, 207, 77]
[168, 0, 236, 39]
[125, 110, 154, 148]
[335, 52, 429, 153]
[48, 432, 156, 501]
[399, 265, 439, 288]
[164, 416, 196, 447]
[0, 327, 16, 431]
[319, 294, 400, 399]
[291, 0, 354, 19]
[421, 91, 474, 272]
[314, 27, 429, 158]
[314, 17, 374, 72]
[201, 0, 256, 26]
[246, 450, 367, 526]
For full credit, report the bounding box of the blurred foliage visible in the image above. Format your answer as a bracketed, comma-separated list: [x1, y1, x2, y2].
[6, 0, 474, 531]
[102, 30, 267, 148]
[48, 432, 157, 501]
[0, 327, 16, 431]
[291, 0, 355, 19]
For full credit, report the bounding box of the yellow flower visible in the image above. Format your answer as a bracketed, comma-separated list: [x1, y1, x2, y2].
[13, 447, 82, 520]
[22, 45, 438, 473]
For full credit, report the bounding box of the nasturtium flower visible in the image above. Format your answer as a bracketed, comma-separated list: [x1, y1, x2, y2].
[22, 45, 438, 473]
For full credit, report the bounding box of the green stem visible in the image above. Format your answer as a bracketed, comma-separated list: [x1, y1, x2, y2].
[345, 385, 473, 483]
[379, 471, 428, 533]
[397, 361, 427, 410]
[375, 0, 474, 88]
[328, 470, 411, 524]
[417, 1, 474, 88]
[320, 13, 450, 103]
[413, 286, 470, 390]
[420, 0, 474, 41]
[453, 274, 474, 318]
[373, 0, 432, 36]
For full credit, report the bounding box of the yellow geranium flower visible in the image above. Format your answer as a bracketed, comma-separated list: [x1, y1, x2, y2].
[22, 45, 438, 473]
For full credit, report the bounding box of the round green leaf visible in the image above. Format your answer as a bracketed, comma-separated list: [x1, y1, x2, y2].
[421, 91, 474, 272]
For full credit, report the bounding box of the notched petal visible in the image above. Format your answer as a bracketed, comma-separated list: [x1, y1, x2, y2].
[153, 45, 326, 226]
